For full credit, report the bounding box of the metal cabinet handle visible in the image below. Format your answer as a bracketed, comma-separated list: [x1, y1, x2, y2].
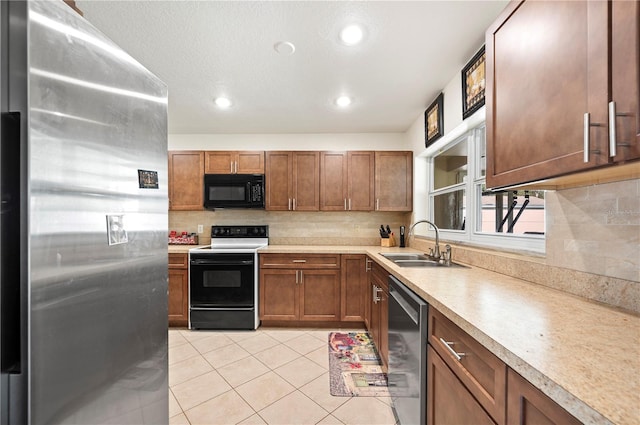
[348, 198, 351, 210]
[609, 102, 617, 158]
[373, 285, 382, 303]
[584, 112, 604, 162]
[288, 198, 291, 211]
[365, 258, 372, 272]
[376, 198, 379, 211]
[439, 337, 466, 362]
[235, 161, 238, 173]
[584, 113, 591, 163]
[292, 259, 306, 263]
[231, 162, 234, 173]
[293, 198, 296, 210]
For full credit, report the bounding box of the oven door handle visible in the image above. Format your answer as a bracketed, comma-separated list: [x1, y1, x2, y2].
[190, 259, 254, 266]
[190, 306, 255, 311]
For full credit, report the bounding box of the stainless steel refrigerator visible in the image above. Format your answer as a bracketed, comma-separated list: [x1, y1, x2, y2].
[1, 1, 168, 423]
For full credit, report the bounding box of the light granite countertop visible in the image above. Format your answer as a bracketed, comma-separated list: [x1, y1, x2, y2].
[256, 245, 640, 425]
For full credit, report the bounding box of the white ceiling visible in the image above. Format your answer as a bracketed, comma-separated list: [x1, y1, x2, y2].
[76, 1, 507, 135]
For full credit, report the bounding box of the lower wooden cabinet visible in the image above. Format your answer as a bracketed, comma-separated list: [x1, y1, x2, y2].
[259, 254, 340, 322]
[427, 345, 496, 425]
[428, 306, 582, 425]
[341, 255, 367, 321]
[429, 308, 506, 424]
[168, 253, 189, 327]
[507, 369, 581, 425]
[368, 260, 389, 368]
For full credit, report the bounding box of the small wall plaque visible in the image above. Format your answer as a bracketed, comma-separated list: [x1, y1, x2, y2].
[138, 169, 159, 189]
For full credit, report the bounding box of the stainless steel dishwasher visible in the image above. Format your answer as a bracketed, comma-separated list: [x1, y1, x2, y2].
[388, 276, 429, 425]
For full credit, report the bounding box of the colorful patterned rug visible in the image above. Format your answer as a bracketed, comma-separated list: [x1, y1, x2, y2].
[328, 331, 390, 397]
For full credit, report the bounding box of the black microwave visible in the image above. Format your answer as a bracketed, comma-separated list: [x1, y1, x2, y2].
[203, 174, 265, 210]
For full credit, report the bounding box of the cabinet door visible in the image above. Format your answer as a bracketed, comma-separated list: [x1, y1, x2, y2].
[370, 280, 381, 350]
[427, 346, 496, 425]
[507, 369, 581, 425]
[293, 151, 319, 211]
[236, 151, 265, 174]
[168, 151, 204, 210]
[168, 268, 188, 327]
[486, 1, 610, 189]
[375, 151, 412, 211]
[320, 152, 348, 211]
[347, 151, 375, 211]
[299, 269, 340, 321]
[364, 258, 372, 329]
[611, 0, 640, 163]
[265, 151, 293, 211]
[204, 151, 235, 174]
[259, 269, 298, 320]
[341, 255, 366, 321]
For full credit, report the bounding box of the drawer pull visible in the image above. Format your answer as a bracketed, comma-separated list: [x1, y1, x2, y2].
[439, 337, 466, 361]
[292, 259, 306, 263]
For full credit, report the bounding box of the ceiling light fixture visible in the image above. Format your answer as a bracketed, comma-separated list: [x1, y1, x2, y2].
[335, 96, 352, 108]
[274, 41, 296, 56]
[339, 24, 364, 46]
[214, 97, 231, 108]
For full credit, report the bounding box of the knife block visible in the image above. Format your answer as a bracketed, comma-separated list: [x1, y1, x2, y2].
[380, 236, 396, 247]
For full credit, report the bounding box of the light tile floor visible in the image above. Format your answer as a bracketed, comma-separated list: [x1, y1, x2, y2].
[168, 327, 398, 425]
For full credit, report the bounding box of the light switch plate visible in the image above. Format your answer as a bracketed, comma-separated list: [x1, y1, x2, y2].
[197, 224, 204, 234]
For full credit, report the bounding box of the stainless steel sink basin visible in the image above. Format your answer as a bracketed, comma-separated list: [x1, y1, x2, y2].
[380, 252, 467, 268]
[379, 253, 431, 261]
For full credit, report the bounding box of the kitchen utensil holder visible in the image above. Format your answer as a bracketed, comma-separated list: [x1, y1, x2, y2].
[380, 236, 396, 247]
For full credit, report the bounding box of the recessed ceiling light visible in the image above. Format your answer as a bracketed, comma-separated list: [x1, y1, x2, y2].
[214, 97, 231, 108]
[340, 24, 364, 46]
[335, 96, 352, 108]
[274, 41, 296, 55]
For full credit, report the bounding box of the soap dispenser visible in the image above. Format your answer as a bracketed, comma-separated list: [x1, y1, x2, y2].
[399, 226, 406, 248]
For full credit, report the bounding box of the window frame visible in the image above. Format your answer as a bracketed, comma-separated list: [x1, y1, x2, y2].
[423, 121, 545, 254]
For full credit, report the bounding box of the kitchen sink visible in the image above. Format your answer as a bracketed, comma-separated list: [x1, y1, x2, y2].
[379, 252, 467, 268]
[379, 253, 431, 261]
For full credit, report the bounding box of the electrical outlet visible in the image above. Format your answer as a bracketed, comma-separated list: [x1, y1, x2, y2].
[197, 224, 204, 233]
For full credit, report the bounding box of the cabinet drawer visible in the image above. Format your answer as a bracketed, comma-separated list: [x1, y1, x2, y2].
[168, 253, 188, 269]
[429, 308, 506, 424]
[260, 254, 340, 269]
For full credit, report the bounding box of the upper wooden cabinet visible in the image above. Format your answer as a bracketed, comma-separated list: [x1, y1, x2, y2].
[320, 151, 375, 211]
[486, 0, 639, 189]
[204, 151, 265, 174]
[265, 151, 319, 211]
[374, 151, 413, 211]
[168, 151, 204, 210]
[611, 0, 640, 163]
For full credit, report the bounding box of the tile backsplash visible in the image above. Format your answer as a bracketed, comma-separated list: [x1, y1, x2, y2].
[545, 179, 639, 283]
[169, 210, 410, 246]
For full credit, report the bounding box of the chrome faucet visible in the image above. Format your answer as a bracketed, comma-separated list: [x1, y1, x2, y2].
[407, 220, 442, 260]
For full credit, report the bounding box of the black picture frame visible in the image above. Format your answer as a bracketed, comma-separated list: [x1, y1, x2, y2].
[462, 45, 486, 120]
[425, 92, 444, 148]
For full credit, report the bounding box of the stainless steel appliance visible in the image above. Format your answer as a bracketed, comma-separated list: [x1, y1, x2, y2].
[203, 174, 265, 210]
[189, 225, 268, 330]
[1, 1, 168, 424]
[388, 276, 429, 425]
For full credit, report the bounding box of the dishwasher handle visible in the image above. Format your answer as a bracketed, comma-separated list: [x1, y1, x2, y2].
[389, 285, 419, 325]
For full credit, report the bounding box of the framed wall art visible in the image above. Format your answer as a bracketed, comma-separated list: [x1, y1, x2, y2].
[425, 92, 444, 148]
[462, 45, 486, 119]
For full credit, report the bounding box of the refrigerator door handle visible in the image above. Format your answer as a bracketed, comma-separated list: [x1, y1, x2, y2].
[1, 112, 22, 374]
